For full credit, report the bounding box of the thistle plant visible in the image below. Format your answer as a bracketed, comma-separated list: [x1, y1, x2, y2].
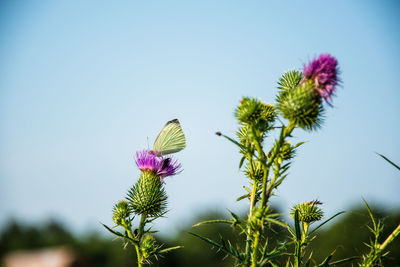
[358, 154, 400, 267]
[191, 54, 400, 266]
[192, 54, 355, 266]
[103, 120, 186, 266]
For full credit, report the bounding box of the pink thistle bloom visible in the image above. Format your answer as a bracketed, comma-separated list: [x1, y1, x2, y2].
[135, 150, 181, 179]
[303, 54, 340, 105]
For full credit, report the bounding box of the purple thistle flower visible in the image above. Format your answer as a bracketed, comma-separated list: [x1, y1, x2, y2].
[303, 54, 339, 105]
[135, 150, 181, 179]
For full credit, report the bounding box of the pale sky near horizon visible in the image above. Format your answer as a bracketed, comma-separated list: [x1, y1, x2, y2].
[0, 1, 399, 237]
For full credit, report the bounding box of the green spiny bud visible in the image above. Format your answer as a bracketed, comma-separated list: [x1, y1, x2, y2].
[112, 201, 131, 226]
[235, 97, 276, 129]
[290, 200, 324, 223]
[127, 171, 167, 217]
[274, 141, 294, 164]
[259, 103, 276, 123]
[235, 97, 264, 124]
[140, 235, 157, 260]
[249, 206, 268, 231]
[244, 161, 264, 181]
[236, 125, 257, 152]
[277, 82, 324, 131]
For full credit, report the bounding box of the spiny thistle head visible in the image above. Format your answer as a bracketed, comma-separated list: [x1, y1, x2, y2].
[277, 81, 324, 131]
[244, 161, 264, 181]
[112, 200, 132, 226]
[274, 141, 295, 164]
[235, 97, 276, 130]
[135, 150, 181, 179]
[290, 200, 324, 224]
[127, 171, 167, 217]
[140, 235, 157, 261]
[236, 125, 258, 150]
[303, 54, 339, 105]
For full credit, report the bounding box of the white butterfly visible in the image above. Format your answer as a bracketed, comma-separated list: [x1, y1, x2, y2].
[152, 119, 186, 156]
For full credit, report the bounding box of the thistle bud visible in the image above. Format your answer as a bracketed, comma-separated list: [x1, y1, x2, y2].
[235, 97, 276, 130]
[128, 171, 167, 217]
[290, 200, 324, 224]
[274, 141, 294, 164]
[277, 82, 323, 131]
[244, 161, 264, 181]
[140, 235, 157, 260]
[112, 201, 132, 226]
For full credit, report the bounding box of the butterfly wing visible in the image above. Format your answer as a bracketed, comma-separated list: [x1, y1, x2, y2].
[153, 119, 186, 155]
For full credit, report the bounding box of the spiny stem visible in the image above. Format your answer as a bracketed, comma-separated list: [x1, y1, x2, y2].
[248, 127, 268, 265]
[249, 121, 295, 266]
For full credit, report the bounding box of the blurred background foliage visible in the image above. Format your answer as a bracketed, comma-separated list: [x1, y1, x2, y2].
[1, 204, 399, 267]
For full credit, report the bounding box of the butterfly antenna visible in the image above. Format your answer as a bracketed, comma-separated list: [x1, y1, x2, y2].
[146, 136, 150, 150]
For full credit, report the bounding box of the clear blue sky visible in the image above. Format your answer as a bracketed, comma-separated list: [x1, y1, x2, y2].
[1, 1, 399, 236]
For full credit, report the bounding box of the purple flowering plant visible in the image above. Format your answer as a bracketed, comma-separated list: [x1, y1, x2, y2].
[103, 121, 186, 267]
[102, 55, 400, 267]
[191, 54, 400, 267]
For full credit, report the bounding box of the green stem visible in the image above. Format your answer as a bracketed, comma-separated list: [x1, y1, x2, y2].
[136, 214, 147, 267]
[251, 121, 295, 266]
[121, 220, 142, 267]
[295, 242, 301, 267]
[248, 127, 268, 266]
[138, 213, 147, 240]
[380, 223, 400, 251]
[261, 121, 295, 208]
[251, 232, 260, 267]
[135, 244, 143, 267]
[245, 153, 258, 266]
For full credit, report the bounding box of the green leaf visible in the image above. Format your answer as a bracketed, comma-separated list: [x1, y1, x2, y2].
[304, 257, 311, 267]
[293, 141, 307, 149]
[192, 219, 234, 227]
[188, 232, 240, 259]
[158, 246, 184, 254]
[236, 193, 250, 202]
[265, 217, 289, 229]
[328, 256, 359, 266]
[318, 250, 334, 266]
[239, 156, 246, 169]
[309, 211, 345, 235]
[376, 152, 400, 171]
[102, 223, 125, 237]
[363, 199, 377, 231]
[188, 232, 222, 248]
[218, 132, 247, 151]
[287, 226, 296, 238]
[102, 223, 136, 243]
[229, 210, 241, 223]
